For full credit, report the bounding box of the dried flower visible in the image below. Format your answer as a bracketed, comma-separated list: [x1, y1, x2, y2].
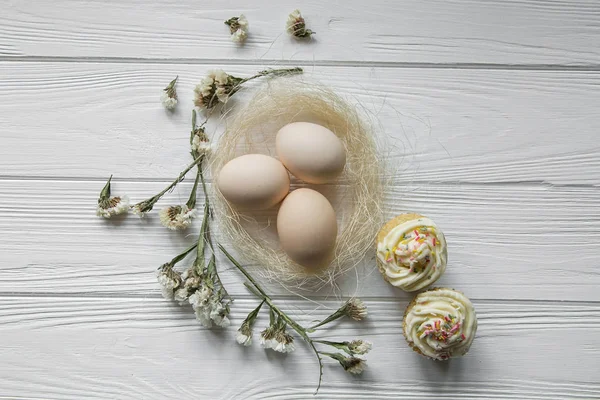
[161, 76, 178, 110]
[344, 298, 368, 321]
[159, 205, 197, 230]
[236, 301, 264, 347]
[96, 176, 129, 218]
[348, 340, 372, 355]
[272, 328, 295, 353]
[259, 322, 278, 349]
[156, 263, 182, 300]
[194, 68, 303, 110]
[236, 323, 253, 346]
[322, 352, 367, 374]
[225, 15, 249, 44]
[286, 9, 314, 39]
[191, 128, 210, 156]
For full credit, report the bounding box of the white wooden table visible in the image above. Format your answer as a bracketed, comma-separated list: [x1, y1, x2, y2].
[2, 1, 599, 399]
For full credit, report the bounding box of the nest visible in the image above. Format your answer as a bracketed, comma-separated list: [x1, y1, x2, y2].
[211, 78, 384, 288]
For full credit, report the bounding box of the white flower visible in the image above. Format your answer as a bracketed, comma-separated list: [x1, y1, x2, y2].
[344, 298, 368, 321]
[189, 285, 211, 310]
[286, 9, 314, 38]
[131, 204, 148, 217]
[173, 288, 189, 305]
[161, 76, 178, 110]
[161, 92, 178, 110]
[349, 340, 372, 355]
[236, 330, 252, 346]
[156, 265, 181, 300]
[231, 29, 247, 44]
[260, 326, 276, 349]
[159, 205, 197, 231]
[225, 15, 248, 44]
[345, 358, 367, 374]
[195, 306, 213, 327]
[96, 195, 129, 218]
[236, 322, 253, 346]
[191, 130, 211, 156]
[209, 300, 230, 327]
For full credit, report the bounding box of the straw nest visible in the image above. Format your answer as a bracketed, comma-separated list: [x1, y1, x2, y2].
[211, 78, 384, 288]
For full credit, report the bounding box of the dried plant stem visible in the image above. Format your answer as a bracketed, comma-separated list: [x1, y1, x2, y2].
[219, 244, 324, 394]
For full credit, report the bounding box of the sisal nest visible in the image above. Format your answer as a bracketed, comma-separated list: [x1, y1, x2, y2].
[211, 78, 384, 288]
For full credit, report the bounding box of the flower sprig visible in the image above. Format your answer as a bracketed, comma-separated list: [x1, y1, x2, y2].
[131, 155, 203, 217]
[225, 15, 249, 44]
[193, 67, 303, 111]
[96, 175, 130, 218]
[286, 9, 315, 39]
[161, 76, 178, 110]
[220, 245, 370, 394]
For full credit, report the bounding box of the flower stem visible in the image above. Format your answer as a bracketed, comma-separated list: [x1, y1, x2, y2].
[309, 305, 347, 330]
[219, 244, 323, 393]
[242, 67, 303, 83]
[186, 164, 201, 210]
[133, 155, 203, 213]
[169, 241, 199, 266]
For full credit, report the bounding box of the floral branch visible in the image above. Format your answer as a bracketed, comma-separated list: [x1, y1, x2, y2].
[194, 67, 303, 111]
[131, 155, 203, 216]
[219, 244, 370, 394]
[161, 76, 178, 110]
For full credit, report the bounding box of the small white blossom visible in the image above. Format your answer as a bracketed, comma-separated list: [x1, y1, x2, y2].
[349, 340, 372, 355]
[272, 332, 295, 353]
[191, 129, 211, 156]
[209, 300, 230, 327]
[159, 205, 197, 231]
[225, 15, 249, 44]
[345, 298, 368, 321]
[195, 306, 213, 327]
[161, 76, 178, 110]
[173, 288, 189, 305]
[236, 330, 252, 346]
[286, 9, 314, 39]
[236, 322, 253, 346]
[345, 358, 367, 374]
[189, 284, 212, 310]
[156, 264, 181, 300]
[96, 195, 129, 218]
[161, 92, 178, 110]
[231, 29, 247, 44]
[260, 326, 276, 349]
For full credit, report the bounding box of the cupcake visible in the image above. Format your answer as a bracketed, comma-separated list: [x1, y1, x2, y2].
[403, 288, 477, 360]
[376, 213, 447, 292]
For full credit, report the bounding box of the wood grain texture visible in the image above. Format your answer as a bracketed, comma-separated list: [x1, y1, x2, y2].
[1, 62, 600, 184]
[2, 0, 600, 65]
[1, 296, 599, 399]
[1, 179, 599, 301]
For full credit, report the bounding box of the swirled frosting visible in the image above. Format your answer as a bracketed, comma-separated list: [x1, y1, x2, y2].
[403, 288, 477, 360]
[377, 217, 447, 292]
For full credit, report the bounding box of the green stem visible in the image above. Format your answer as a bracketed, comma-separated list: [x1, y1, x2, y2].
[309, 307, 346, 330]
[156, 155, 203, 199]
[169, 241, 199, 266]
[195, 202, 210, 270]
[186, 164, 201, 210]
[219, 244, 323, 393]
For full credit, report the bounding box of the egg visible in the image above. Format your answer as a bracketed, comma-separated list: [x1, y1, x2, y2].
[277, 188, 338, 269]
[276, 122, 346, 184]
[217, 154, 290, 210]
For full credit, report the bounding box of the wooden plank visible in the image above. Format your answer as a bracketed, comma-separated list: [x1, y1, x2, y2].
[1, 62, 599, 184]
[1, 179, 598, 301]
[0, 296, 599, 399]
[2, 0, 600, 65]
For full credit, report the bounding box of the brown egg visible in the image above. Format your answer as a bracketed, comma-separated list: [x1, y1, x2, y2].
[276, 122, 346, 184]
[217, 154, 290, 210]
[277, 188, 337, 269]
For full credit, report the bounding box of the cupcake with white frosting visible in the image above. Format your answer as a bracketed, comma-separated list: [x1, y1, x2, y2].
[403, 288, 477, 360]
[376, 213, 447, 292]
